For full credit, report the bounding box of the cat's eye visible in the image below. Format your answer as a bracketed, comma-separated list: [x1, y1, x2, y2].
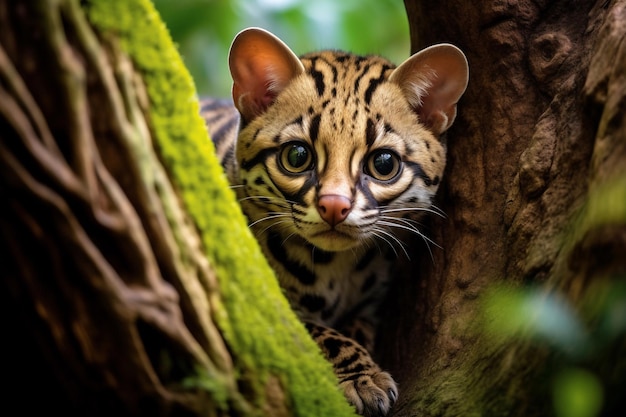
[366, 150, 401, 181]
[279, 142, 313, 173]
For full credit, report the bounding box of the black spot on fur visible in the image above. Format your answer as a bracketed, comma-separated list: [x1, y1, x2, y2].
[356, 176, 379, 208]
[300, 294, 327, 312]
[353, 63, 371, 94]
[267, 232, 316, 285]
[292, 206, 306, 216]
[405, 161, 433, 187]
[323, 337, 345, 359]
[280, 174, 317, 205]
[336, 352, 361, 370]
[241, 148, 276, 171]
[311, 67, 326, 96]
[366, 118, 377, 147]
[210, 115, 239, 147]
[309, 114, 322, 142]
[364, 65, 392, 104]
[311, 246, 335, 264]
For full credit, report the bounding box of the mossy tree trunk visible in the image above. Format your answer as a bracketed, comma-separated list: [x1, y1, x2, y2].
[0, 1, 354, 416]
[379, 0, 626, 416]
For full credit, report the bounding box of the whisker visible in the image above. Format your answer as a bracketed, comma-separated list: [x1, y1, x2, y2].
[378, 218, 442, 250]
[238, 195, 295, 209]
[372, 227, 410, 260]
[379, 206, 446, 218]
[370, 230, 399, 258]
[239, 195, 296, 203]
[282, 232, 297, 246]
[382, 215, 425, 232]
[378, 218, 438, 263]
[258, 219, 293, 236]
[431, 206, 447, 217]
[248, 213, 292, 228]
[364, 234, 387, 257]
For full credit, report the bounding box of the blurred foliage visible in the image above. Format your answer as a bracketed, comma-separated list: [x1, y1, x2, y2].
[482, 280, 626, 417]
[553, 368, 604, 417]
[152, 0, 410, 96]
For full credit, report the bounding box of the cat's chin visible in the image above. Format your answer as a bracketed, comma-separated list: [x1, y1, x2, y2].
[306, 230, 360, 252]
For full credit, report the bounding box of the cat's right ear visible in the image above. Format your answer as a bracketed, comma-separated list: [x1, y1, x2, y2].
[229, 27, 305, 123]
[390, 44, 469, 136]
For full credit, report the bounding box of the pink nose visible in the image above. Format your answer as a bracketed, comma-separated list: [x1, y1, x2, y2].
[317, 195, 352, 227]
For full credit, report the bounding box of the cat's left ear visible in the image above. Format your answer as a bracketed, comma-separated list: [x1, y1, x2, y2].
[390, 44, 469, 135]
[229, 27, 305, 123]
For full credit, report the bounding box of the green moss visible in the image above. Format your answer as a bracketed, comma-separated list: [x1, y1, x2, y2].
[84, 1, 355, 415]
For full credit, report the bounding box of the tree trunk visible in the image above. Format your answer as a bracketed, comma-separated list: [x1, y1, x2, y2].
[380, 0, 626, 416]
[0, 1, 354, 416]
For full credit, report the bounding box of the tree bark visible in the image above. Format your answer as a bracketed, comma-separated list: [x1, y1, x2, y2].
[0, 1, 354, 416]
[380, 0, 626, 416]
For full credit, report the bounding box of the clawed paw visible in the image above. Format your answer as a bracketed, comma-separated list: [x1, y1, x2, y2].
[340, 370, 398, 416]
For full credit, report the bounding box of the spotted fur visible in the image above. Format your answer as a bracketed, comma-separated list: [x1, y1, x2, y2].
[202, 28, 468, 416]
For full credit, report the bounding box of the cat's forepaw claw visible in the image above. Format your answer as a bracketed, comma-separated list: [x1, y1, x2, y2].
[341, 371, 398, 416]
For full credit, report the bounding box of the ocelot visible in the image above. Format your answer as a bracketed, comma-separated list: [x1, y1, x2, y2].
[202, 27, 468, 416]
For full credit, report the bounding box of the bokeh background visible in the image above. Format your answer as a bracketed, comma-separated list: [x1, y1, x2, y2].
[153, 0, 410, 97]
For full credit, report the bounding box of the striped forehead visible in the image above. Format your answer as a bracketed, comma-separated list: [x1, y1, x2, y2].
[300, 51, 395, 108]
[273, 53, 395, 177]
[299, 52, 396, 145]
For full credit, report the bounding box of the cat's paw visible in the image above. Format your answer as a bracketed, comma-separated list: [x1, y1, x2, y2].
[340, 370, 398, 416]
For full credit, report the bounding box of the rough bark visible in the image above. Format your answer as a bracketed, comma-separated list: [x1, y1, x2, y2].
[0, 1, 354, 416]
[380, 1, 626, 416]
[0, 1, 236, 415]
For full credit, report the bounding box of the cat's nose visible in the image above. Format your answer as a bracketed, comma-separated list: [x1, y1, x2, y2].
[317, 195, 352, 227]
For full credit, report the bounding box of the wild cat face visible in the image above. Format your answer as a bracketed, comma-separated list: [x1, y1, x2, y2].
[229, 28, 468, 252]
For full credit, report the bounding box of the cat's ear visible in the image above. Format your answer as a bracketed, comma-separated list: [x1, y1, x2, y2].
[229, 27, 305, 122]
[390, 44, 469, 135]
